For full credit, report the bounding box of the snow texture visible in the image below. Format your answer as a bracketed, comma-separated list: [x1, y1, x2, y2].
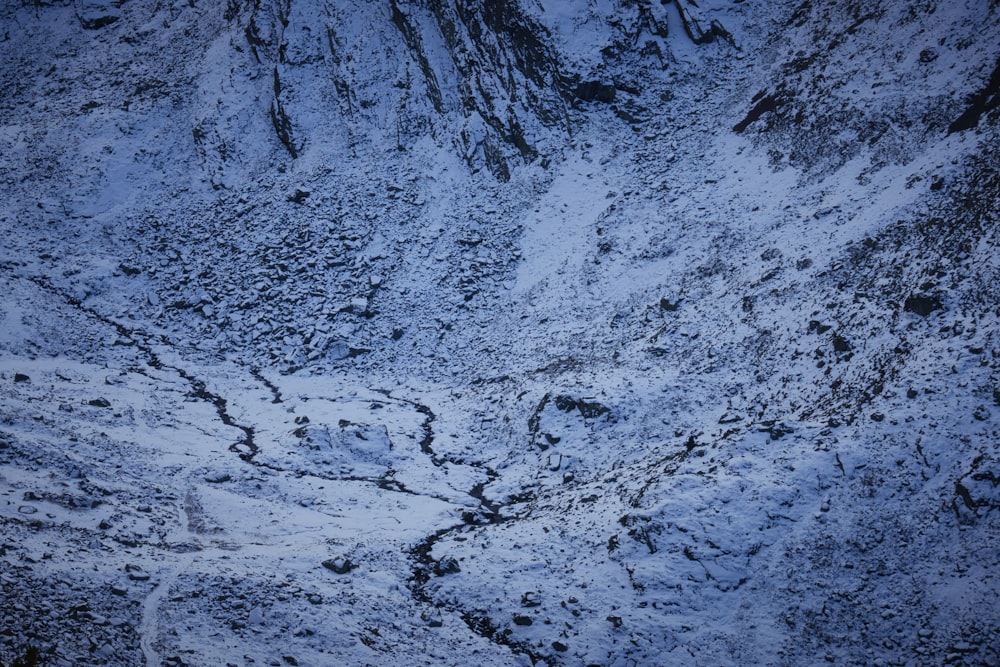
[1, 0, 999, 665]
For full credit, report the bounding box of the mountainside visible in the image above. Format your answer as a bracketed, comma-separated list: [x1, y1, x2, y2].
[1, 1, 999, 665]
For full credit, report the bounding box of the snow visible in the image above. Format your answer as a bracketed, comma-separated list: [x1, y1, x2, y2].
[2, 0, 999, 665]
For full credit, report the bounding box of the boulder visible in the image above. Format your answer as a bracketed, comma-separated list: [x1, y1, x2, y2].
[322, 556, 354, 574]
[904, 294, 942, 316]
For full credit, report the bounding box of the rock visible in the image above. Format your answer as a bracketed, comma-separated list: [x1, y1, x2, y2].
[956, 458, 1000, 512]
[88, 397, 112, 408]
[552, 640, 568, 652]
[553, 394, 611, 420]
[204, 471, 232, 483]
[247, 607, 265, 626]
[13, 373, 29, 383]
[434, 556, 461, 576]
[733, 91, 786, 133]
[521, 591, 541, 608]
[808, 320, 832, 334]
[904, 294, 942, 316]
[948, 57, 1000, 134]
[288, 189, 310, 204]
[322, 557, 354, 574]
[832, 334, 852, 353]
[513, 614, 533, 626]
[93, 643, 115, 659]
[270, 73, 299, 159]
[77, 2, 120, 30]
[574, 80, 616, 103]
[420, 609, 443, 627]
[659, 297, 681, 312]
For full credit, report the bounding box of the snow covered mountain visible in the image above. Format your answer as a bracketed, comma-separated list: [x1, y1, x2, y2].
[1, 0, 998, 665]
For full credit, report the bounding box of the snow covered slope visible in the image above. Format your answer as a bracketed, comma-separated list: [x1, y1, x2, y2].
[1, 0, 999, 665]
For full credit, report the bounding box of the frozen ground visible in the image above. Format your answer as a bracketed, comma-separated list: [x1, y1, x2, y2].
[1, 1, 999, 665]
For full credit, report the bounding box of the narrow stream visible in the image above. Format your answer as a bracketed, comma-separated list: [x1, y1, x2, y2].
[26, 275, 548, 665]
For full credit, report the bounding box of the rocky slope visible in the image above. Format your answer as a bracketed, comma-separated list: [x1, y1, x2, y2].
[1, 1, 999, 665]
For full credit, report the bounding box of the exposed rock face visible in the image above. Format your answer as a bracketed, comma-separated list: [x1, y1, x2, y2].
[236, 0, 741, 179]
[76, 0, 120, 30]
[388, 0, 569, 178]
[730, 2, 999, 176]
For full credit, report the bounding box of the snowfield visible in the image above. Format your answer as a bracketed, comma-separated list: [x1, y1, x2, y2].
[1, 0, 999, 665]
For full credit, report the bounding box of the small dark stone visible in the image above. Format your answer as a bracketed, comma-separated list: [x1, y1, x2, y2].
[659, 297, 680, 312]
[391, 328, 405, 341]
[607, 615, 623, 628]
[808, 320, 832, 335]
[552, 641, 568, 652]
[832, 334, 852, 353]
[512, 614, 533, 626]
[13, 373, 29, 383]
[88, 397, 112, 408]
[288, 189, 310, 204]
[282, 656, 298, 666]
[871, 412, 885, 422]
[907, 388, 919, 399]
